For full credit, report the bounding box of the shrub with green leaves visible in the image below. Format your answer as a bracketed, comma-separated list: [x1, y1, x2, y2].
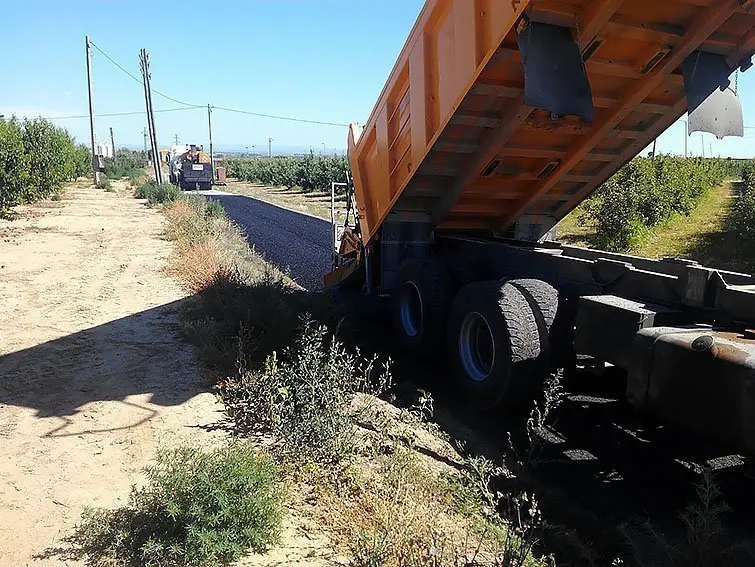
[731, 164, 755, 238]
[136, 181, 181, 205]
[105, 149, 148, 180]
[0, 115, 90, 212]
[580, 156, 728, 251]
[95, 178, 112, 191]
[218, 318, 391, 465]
[225, 152, 349, 193]
[0, 117, 29, 212]
[69, 444, 283, 567]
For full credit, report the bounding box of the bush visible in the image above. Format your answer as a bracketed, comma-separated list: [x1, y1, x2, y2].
[0, 117, 29, 212]
[136, 181, 180, 205]
[205, 198, 226, 219]
[225, 152, 349, 193]
[731, 164, 755, 238]
[741, 161, 755, 188]
[95, 178, 112, 191]
[69, 444, 283, 567]
[580, 156, 728, 251]
[0, 115, 90, 212]
[218, 319, 391, 465]
[105, 149, 148, 180]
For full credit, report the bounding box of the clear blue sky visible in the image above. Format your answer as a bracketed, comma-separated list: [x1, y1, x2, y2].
[2, 1, 754, 157]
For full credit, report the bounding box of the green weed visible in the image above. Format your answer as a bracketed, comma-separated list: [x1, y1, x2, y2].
[67, 443, 283, 567]
[136, 181, 180, 205]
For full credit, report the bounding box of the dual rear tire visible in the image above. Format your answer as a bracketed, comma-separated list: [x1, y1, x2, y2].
[392, 259, 558, 410]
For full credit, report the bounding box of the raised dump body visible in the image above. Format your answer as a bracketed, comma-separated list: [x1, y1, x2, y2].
[348, 0, 755, 244]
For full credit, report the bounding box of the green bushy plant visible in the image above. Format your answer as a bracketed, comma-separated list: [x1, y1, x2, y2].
[68, 443, 283, 567]
[731, 163, 755, 238]
[95, 178, 112, 191]
[0, 117, 29, 212]
[218, 318, 391, 465]
[581, 156, 728, 251]
[136, 181, 180, 205]
[105, 149, 148, 180]
[0, 115, 88, 211]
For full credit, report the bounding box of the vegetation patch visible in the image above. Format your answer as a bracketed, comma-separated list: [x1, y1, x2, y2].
[68, 444, 283, 567]
[104, 149, 148, 181]
[224, 152, 349, 193]
[0, 116, 90, 213]
[135, 181, 181, 205]
[578, 156, 730, 251]
[730, 162, 755, 239]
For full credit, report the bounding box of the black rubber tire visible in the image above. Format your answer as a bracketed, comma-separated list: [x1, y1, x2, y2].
[392, 258, 454, 356]
[508, 279, 559, 332]
[446, 280, 541, 410]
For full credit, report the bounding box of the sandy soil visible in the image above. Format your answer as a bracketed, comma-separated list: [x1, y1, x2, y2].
[0, 183, 226, 565]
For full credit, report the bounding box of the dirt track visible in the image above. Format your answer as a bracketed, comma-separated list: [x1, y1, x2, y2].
[0, 183, 224, 565]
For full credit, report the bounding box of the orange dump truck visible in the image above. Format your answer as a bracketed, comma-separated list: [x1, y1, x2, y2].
[328, 0, 755, 466]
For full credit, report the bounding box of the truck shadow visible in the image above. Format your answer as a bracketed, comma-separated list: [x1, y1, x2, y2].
[0, 298, 208, 437]
[5, 268, 752, 565]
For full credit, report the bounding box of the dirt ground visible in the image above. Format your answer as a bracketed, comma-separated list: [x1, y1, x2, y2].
[0, 181, 342, 567]
[0, 182, 227, 565]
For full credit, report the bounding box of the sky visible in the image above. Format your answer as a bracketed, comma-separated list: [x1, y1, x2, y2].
[2, 0, 754, 157]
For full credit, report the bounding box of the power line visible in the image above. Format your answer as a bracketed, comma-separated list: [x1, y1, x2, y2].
[87, 39, 348, 127]
[43, 106, 201, 120]
[89, 40, 203, 108]
[211, 105, 349, 127]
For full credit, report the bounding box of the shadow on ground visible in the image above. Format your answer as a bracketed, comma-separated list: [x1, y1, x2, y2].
[180, 270, 755, 565]
[680, 182, 755, 275]
[0, 298, 207, 435]
[4, 257, 753, 565]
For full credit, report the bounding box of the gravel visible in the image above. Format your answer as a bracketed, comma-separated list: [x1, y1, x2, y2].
[195, 190, 332, 290]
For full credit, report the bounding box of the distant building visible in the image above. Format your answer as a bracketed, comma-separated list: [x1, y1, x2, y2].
[95, 142, 113, 159]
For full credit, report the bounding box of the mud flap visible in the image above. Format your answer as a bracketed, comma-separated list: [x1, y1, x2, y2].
[683, 51, 744, 139]
[515, 17, 594, 121]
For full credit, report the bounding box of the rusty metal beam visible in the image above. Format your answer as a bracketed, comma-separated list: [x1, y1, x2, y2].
[499, 0, 742, 234]
[474, 81, 672, 114]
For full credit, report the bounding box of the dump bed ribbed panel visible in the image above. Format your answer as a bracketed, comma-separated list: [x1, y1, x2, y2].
[348, 0, 755, 243]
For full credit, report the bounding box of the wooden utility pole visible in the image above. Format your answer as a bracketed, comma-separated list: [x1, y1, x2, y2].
[109, 127, 116, 163]
[85, 36, 100, 185]
[651, 138, 657, 159]
[143, 127, 148, 153]
[139, 49, 163, 184]
[207, 104, 214, 181]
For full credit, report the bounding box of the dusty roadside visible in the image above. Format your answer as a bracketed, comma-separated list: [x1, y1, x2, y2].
[0, 182, 225, 565]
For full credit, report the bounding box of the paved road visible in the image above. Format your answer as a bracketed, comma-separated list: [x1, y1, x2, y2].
[196, 190, 332, 290]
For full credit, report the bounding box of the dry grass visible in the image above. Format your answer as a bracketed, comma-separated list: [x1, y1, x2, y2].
[160, 193, 550, 567]
[292, 397, 549, 567]
[164, 196, 287, 294]
[170, 242, 227, 294]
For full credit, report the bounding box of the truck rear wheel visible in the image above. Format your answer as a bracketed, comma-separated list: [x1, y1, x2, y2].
[447, 280, 542, 410]
[509, 279, 558, 333]
[392, 258, 454, 356]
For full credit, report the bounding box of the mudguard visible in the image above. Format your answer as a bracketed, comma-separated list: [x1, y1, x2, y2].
[515, 18, 594, 122]
[683, 51, 744, 139]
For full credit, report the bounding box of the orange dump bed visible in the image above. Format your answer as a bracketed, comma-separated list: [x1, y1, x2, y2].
[348, 0, 755, 244]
